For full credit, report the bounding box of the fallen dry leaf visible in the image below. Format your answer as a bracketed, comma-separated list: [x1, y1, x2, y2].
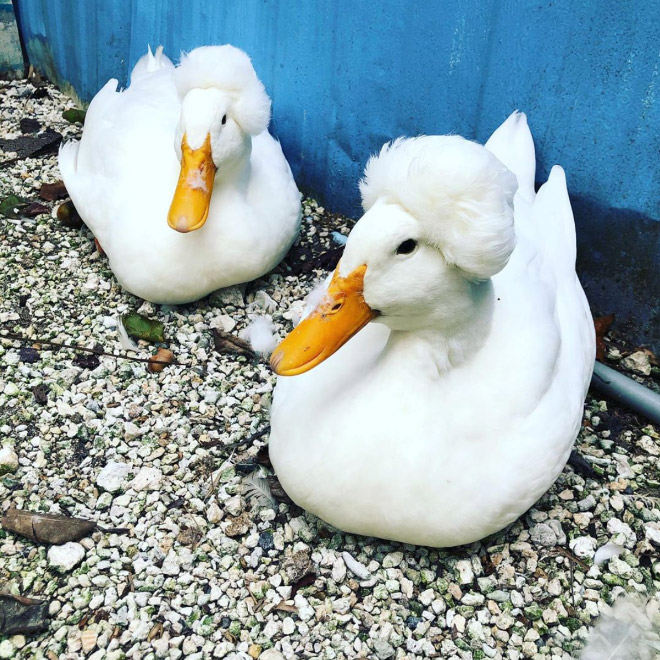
[274, 602, 299, 615]
[147, 622, 164, 642]
[1, 508, 127, 544]
[32, 384, 49, 405]
[593, 313, 615, 361]
[212, 328, 254, 357]
[38, 180, 68, 201]
[0, 592, 49, 635]
[148, 348, 175, 373]
[22, 201, 49, 217]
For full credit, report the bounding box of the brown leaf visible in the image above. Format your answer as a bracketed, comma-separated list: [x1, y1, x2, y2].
[0, 592, 49, 635]
[38, 180, 68, 201]
[593, 314, 615, 361]
[1, 508, 97, 544]
[274, 602, 299, 615]
[147, 622, 163, 642]
[32, 384, 49, 405]
[22, 202, 49, 217]
[290, 572, 317, 597]
[148, 348, 175, 373]
[212, 329, 254, 357]
[57, 200, 83, 229]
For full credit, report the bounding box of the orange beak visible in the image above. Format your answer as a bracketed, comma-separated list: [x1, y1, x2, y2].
[270, 264, 377, 376]
[167, 134, 216, 233]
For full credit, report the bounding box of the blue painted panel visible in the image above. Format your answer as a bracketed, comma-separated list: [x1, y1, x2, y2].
[0, 0, 24, 78]
[11, 0, 660, 345]
[13, 0, 660, 221]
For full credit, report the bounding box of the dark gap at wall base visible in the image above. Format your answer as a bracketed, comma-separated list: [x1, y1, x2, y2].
[572, 195, 660, 355]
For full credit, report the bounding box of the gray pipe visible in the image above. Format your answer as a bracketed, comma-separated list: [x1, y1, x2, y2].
[590, 361, 660, 426]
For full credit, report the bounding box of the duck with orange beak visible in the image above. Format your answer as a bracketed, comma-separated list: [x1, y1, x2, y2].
[59, 45, 301, 304]
[268, 112, 595, 547]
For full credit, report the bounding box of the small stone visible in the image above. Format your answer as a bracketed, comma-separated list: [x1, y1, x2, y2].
[130, 467, 162, 491]
[382, 552, 403, 568]
[211, 314, 236, 333]
[342, 551, 371, 580]
[621, 350, 652, 376]
[0, 446, 18, 475]
[577, 494, 596, 511]
[258, 531, 274, 551]
[224, 495, 244, 516]
[455, 559, 474, 585]
[281, 617, 295, 636]
[96, 492, 113, 510]
[283, 550, 312, 583]
[207, 501, 224, 523]
[96, 461, 130, 493]
[645, 523, 660, 545]
[530, 522, 558, 547]
[569, 536, 597, 559]
[332, 557, 347, 582]
[248, 644, 262, 658]
[161, 551, 181, 576]
[0, 640, 15, 659]
[48, 542, 85, 572]
[224, 513, 251, 537]
[259, 650, 285, 660]
[373, 638, 395, 659]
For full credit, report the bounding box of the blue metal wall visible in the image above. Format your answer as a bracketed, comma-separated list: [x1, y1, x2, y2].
[11, 0, 660, 345]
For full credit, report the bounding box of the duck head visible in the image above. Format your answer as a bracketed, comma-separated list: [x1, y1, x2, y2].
[271, 136, 518, 376]
[167, 46, 271, 233]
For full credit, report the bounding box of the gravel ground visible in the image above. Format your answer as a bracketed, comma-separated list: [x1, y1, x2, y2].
[1, 78, 660, 660]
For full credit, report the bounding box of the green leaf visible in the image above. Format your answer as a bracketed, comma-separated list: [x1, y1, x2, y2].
[121, 312, 165, 343]
[0, 194, 29, 219]
[62, 108, 86, 124]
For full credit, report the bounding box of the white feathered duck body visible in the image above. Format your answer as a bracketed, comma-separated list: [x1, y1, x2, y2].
[268, 112, 596, 548]
[59, 45, 301, 304]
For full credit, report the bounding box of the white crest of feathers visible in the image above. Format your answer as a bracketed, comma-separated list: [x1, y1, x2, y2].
[174, 45, 271, 136]
[359, 135, 518, 280]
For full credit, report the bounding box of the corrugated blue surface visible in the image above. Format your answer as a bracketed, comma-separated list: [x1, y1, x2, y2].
[12, 0, 660, 345]
[0, 0, 24, 78]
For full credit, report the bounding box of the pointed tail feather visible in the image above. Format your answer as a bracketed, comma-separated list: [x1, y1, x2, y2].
[534, 165, 577, 277]
[485, 111, 536, 204]
[130, 45, 174, 85]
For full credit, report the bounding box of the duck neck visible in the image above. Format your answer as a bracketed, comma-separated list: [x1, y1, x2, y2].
[215, 138, 252, 189]
[387, 280, 495, 373]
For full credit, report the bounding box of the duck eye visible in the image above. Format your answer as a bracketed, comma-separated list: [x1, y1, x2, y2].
[221, 114, 227, 125]
[396, 239, 417, 255]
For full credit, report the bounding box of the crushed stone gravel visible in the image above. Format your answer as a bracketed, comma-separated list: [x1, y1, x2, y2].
[1, 78, 659, 660]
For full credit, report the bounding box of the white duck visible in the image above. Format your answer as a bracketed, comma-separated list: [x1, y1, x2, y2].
[268, 112, 595, 547]
[59, 45, 301, 304]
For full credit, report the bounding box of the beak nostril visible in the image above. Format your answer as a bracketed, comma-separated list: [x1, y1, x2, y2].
[331, 302, 343, 312]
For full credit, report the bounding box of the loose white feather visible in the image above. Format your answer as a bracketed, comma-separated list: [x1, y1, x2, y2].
[594, 542, 625, 567]
[117, 315, 139, 351]
[580, 596, 660, 660]
[240, 316, 278, 355]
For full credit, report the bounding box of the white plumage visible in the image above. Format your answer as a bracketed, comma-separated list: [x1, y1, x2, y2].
[269, 112, 596, 547]
[59, 45, 301, 304]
